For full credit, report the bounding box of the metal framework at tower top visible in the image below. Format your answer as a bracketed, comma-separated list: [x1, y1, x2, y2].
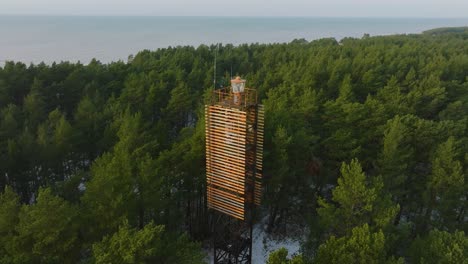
[205, 77, 264, 264]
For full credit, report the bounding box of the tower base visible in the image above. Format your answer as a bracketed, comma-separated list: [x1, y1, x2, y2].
[212, 211, 252, 264]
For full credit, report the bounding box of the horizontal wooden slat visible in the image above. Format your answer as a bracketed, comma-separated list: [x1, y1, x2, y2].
[208, 112, 246, 122]
[208, 113, 247, 124]
[208, 157, 245, 176]
[208, 197, 244, 215]
[209, 146, 245, 160]
[208, 109, 247, 119]
[207, 166, 245, 180]
[207, 175, 244, 192]
[208, 191, 244, 208]
[208, 129, 246, 141]
[208, 203, 244, 220]
[208, 153, 245, 170]
[208, 168, 245, 184]
[209, 157, 244, 169]
[208, 192, 244, 209]
[209, 105, 247, 115]
[205, 103, 264, 217]
[207, 145, 246, 159]
[207, 124, 246, 135]
[207, 125, 246, 136]
[208, 187, 244, 203]
[207, 136, 246, 153]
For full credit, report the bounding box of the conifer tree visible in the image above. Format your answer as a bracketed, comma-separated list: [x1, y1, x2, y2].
[267, 248, 304, 264]
[82, 111, 159, 237]
[318, 159, 399, 236]
[0, 186, 21, 263]
[379, 116, 414, 224]
[424, 137, 464, 231]
[315, 224, 403, 264]
[410, 229, 467, 264]
[14, 188, 80, 263]
[93, 220, 205, 264]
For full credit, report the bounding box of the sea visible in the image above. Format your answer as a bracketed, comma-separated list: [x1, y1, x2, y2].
[1, 16, 468, 65]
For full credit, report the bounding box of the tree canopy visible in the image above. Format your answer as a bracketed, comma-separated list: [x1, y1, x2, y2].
[1, 29, 467, 263]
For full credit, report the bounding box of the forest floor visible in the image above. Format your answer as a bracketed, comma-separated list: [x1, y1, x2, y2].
[252, 214, 305, 263]
[204, 212, 306, 263]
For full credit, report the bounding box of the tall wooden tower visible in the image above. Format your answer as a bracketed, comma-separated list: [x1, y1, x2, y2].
[205, 77, 264, 264]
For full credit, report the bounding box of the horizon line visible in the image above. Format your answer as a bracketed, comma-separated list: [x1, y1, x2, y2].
[1, 14, 468, 19]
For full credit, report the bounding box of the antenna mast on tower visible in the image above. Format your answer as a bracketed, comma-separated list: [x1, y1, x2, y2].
[213, 43, 219, 89]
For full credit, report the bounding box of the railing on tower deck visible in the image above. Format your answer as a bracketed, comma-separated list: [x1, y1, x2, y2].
[210, 87, 258, 109]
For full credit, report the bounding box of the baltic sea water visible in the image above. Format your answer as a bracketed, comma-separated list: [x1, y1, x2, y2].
[1, 16, 467, 64]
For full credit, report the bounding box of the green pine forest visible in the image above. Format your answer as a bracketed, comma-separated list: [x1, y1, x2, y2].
[0, 28, 467, 263]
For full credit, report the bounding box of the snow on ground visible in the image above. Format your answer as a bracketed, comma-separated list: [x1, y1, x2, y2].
[252, 216, 302, 264]
[203, 214, 304, 263]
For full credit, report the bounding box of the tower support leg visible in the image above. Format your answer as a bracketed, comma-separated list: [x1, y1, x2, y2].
[212, 211, 252, 264]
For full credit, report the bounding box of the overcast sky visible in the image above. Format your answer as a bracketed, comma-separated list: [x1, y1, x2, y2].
[1, 0, 467, 17]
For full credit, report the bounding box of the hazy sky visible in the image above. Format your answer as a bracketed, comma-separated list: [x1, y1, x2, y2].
[1, 0, 467, 17]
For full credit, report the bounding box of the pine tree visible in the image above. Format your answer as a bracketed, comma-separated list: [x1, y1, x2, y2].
[315, 224, 403, 264]
[23, 81, 46, 130]
[82, 111, 159, 238]
[265, 126, 292, 231]
[410, 229, 467, 264]
[379, 116, 414, 224]
[92, 221, 165, 264]
[36, 109, 73, 183]
[424, 137, 464, 231]
[267, 248, 304, 264]
[0, 186, 21, 263]
[92, 220, 205, 264]
[14, 188, 80, 263]
[318, 159, 399, 236]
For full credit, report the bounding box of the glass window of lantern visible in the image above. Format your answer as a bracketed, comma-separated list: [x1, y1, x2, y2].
[231, 77, 245, 93]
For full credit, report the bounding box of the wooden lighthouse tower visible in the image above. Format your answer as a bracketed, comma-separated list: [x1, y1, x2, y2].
[205, 77, 264, 263]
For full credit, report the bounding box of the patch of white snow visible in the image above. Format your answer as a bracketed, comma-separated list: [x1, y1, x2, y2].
[252, 216, 302, 264]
